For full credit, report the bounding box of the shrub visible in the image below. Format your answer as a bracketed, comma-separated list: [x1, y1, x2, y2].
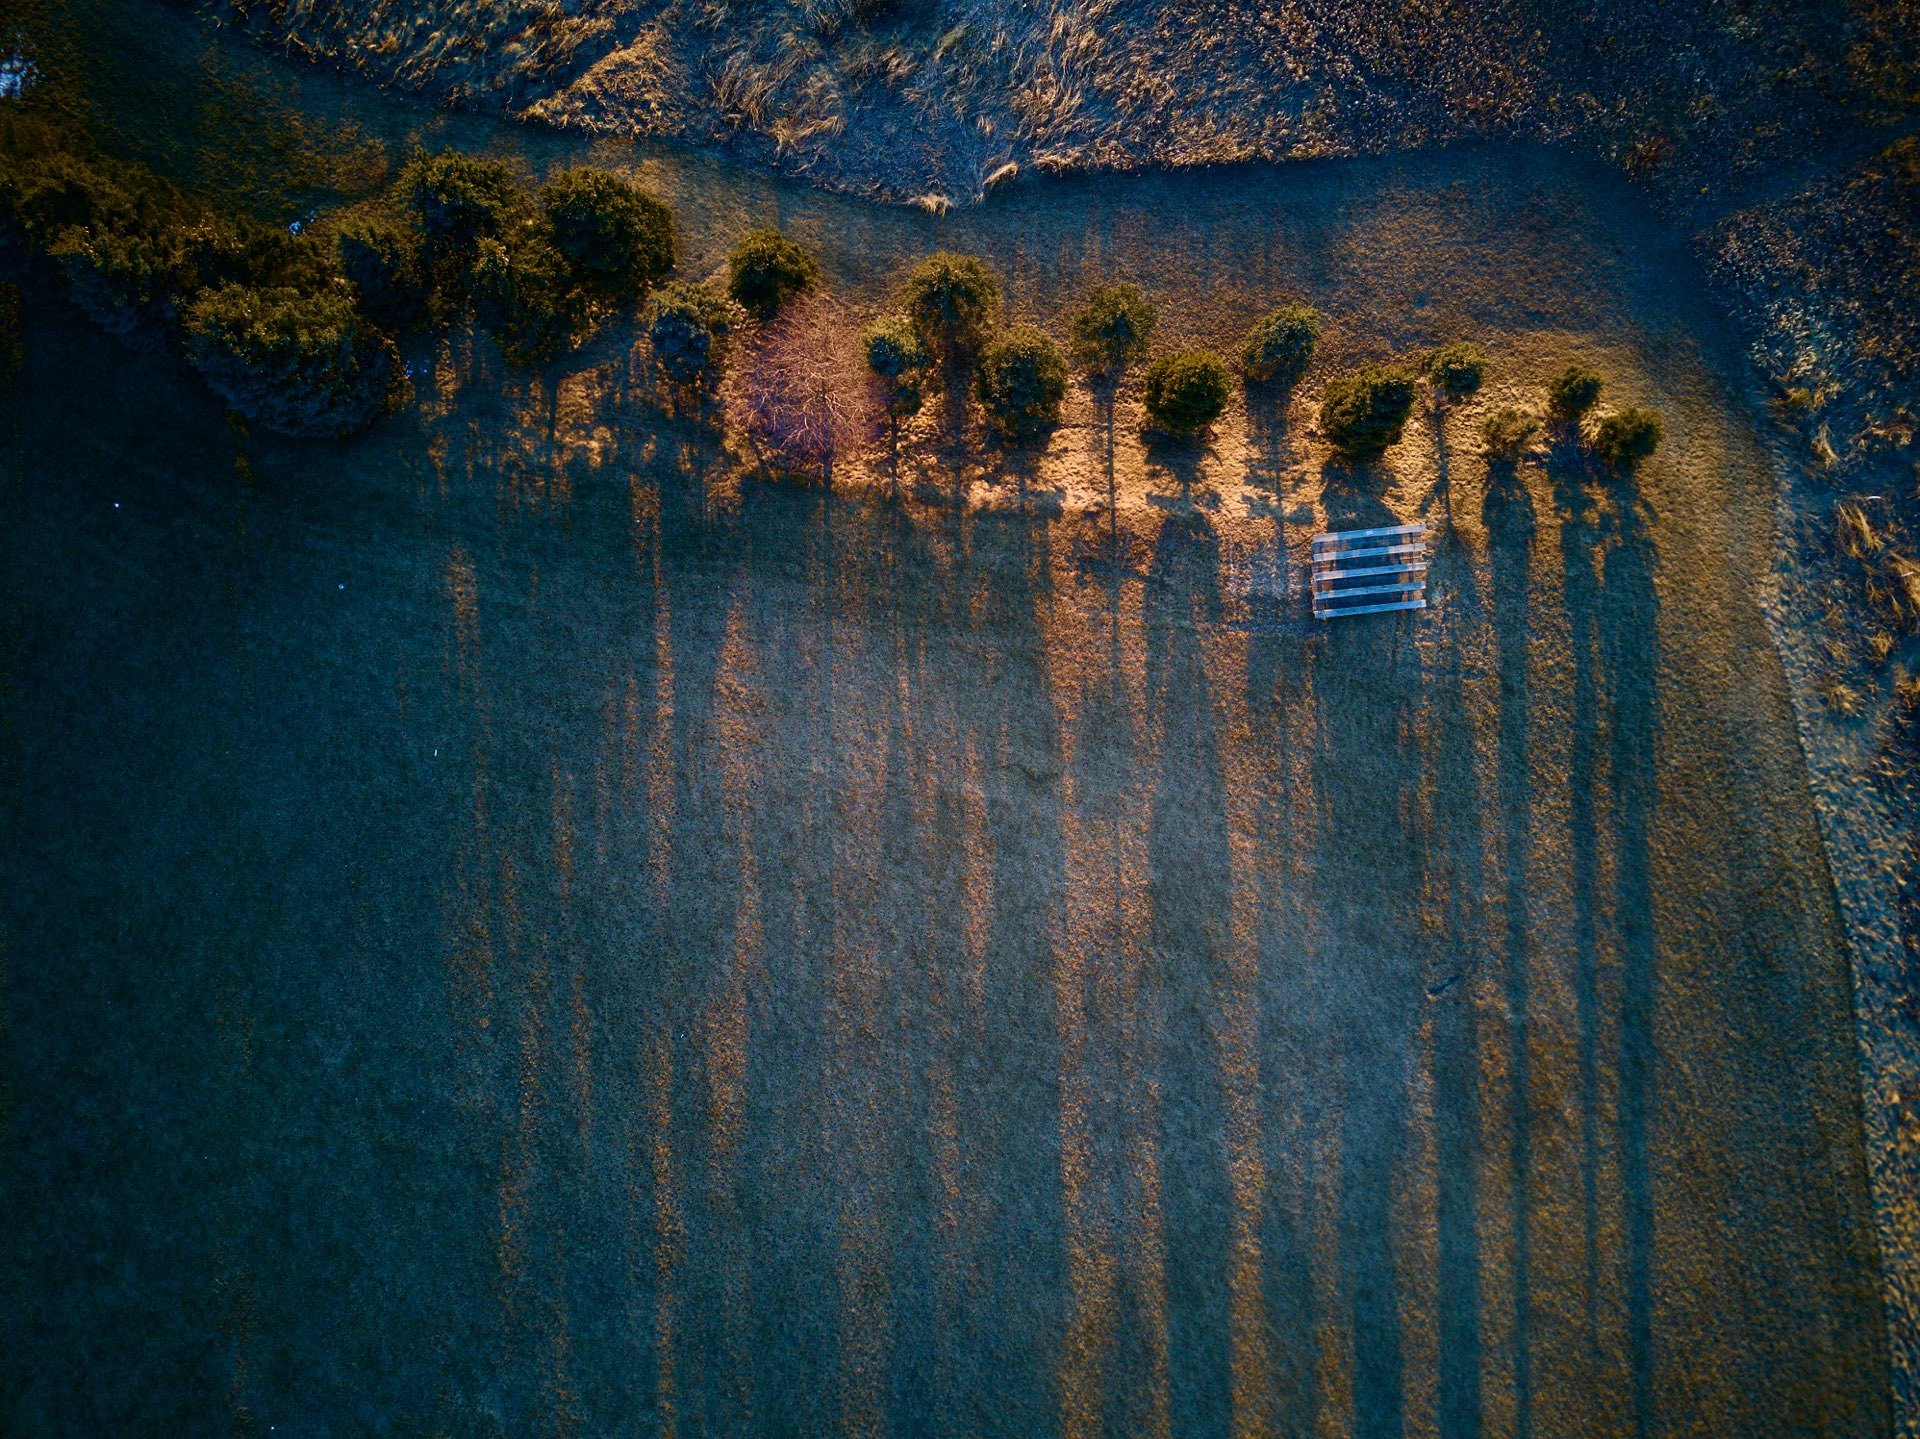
[469, 229, 588, 367]
[646, 281, 739, 388]
[1143, 351, 1232, 438]
[863, 313, 930, 415]
[1480, 407, 1541, 463]
[336, 212, 429, 327]
[1547, 362, 1603, 422]
[49, 217, 193, 334]
[902, 251, 1000, 359]
[1422, 341, 1486, 402]
[539, 167, 674, 303]
[1241, 304, 1321, 386]
[183, 283, 401, 438]
[1068, 282, 1155, 378]
[1318, 364, 1418, 460]
[974, 325, 1068, 442]
[402, 151, 523, 252]
[726, 229, 821, 320]
[1590, 407, 1664, 469]
[0, 148, 152, 249]
[735, 297, 866, 476]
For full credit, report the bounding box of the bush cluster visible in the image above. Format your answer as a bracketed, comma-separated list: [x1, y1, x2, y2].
[2, 124, 1672, 485]
[0, 124, 683, 437]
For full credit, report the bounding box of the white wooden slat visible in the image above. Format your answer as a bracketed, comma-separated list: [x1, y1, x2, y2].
[1312, 523, 1425, 548]
[1313, 560, 1431, 584]
[1313, 597, 1427, 619]
[1315, 581, 1428, 604]
[1312, 541, 1426, 563]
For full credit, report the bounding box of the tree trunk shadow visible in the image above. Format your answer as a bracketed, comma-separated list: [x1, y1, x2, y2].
[1483, 458, 1538, 1439]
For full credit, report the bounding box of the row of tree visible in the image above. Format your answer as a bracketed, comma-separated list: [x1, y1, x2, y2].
[839, 250, 1662, 471]
[0, 122, 1662, 469]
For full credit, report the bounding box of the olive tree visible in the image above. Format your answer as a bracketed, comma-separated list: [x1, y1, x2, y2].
[539, 167, 675, 303]
[726, 229, 821, 320]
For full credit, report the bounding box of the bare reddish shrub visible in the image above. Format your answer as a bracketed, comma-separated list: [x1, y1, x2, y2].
[729, 293, 875, 482]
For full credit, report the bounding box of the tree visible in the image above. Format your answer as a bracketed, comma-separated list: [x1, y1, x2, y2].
[1547, 362, 1603, 422]
[902, 251, 1000, 360]
[183, 282, 402, 438]
[468, 227, 587, 367]
[50, 216, 194, 335]
[1590, 407, 1664, 469]
[539, 167, 674, 303]
[645, 281, 739, 389]
[1480, 407, 1541, 462]
[862, 313, 931, 417]
[1318, 364, 1418, 461]
[1068, 282, 1155, 380]
[1241, 304, 1321, 386]
[975, 325, 1069, 442]
[335, 211, 429, 328]
[1421, 341, 1486, 403]
[402, 151, 524, 253]
[735, 295, 868, 482]
[1144, 351, 1232, 438]
[726, 229, 821, 320]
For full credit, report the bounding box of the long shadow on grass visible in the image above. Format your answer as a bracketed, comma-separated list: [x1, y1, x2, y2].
[1598, 481, 1658, 1439]
[1482, 457, 1538, 1439]
[1243, 383, 1321, 1436]
[1550, 445, 1609, 1396]
[1313, 461, 1418, 1439]
[1424, 463, 1497, 1439]
[958, 502, 1070, 1436]
[1142, 505, 1236, 1437]
[643, 425, 759, 1439]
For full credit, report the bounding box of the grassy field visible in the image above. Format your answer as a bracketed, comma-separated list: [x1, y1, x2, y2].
[0, 81, 1892, 1434]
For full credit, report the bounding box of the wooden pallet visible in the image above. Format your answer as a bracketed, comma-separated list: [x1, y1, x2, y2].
[1310, 523, 1429, 620]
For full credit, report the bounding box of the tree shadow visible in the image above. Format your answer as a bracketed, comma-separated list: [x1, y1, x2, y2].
[951, 501, 1070, 1434]
[1422, 469, 1496, 1439]
[1140, 506, 1233, 1435]
[1144, 438, 1219, 516]
[1598, 477, 1659, 1439]
[1302, 520, 1424, 1439]
[1317, 459, 1401, 535]
[1481, 453, 1538, 1439]
[1548, 444, 1610, 1392]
